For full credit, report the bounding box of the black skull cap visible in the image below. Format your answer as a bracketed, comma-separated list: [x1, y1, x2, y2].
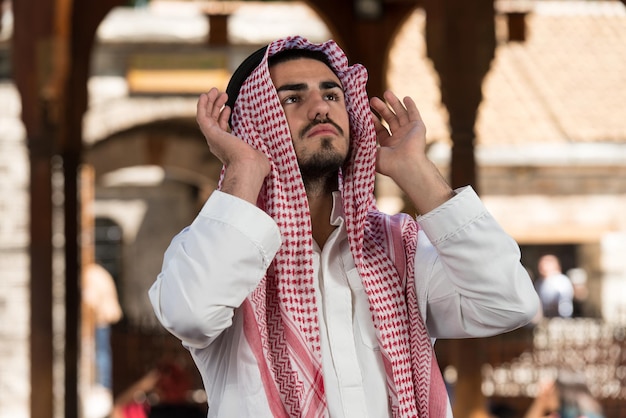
[225, 45, 269, 127]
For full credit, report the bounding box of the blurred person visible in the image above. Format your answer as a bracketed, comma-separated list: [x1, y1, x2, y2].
[524, 373, 604, 418]
[84, 262, 123, 390]
[534, 255, 574, 318]
[149, 36, 540, 417]
[83, 262, 123, 418]
[111, 359, 205, 418]
[111, 369, 157, 418]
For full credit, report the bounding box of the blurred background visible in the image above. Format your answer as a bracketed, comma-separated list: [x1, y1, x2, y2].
[1, 0, 625, 417]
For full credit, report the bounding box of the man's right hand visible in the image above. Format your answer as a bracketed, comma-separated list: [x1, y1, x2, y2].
[196, 88, 271, 204]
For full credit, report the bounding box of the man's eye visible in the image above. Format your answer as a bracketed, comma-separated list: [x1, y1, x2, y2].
[283, 96, 299, 104]
[325, 92, 341, 101]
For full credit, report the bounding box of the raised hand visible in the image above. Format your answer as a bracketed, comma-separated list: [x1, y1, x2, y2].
[197, 88, 270, 203]
[370, 91, 454, 215]
[370, 90, 427, 181]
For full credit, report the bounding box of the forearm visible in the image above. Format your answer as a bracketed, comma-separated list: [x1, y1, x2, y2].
[220, 159, 269, 205]
[396, 157, 455, 215]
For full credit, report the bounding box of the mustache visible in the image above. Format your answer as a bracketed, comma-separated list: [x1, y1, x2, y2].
[299, 117, 345, 139]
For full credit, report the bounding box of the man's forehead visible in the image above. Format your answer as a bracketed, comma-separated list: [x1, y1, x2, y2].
[269, 58, 343, 88]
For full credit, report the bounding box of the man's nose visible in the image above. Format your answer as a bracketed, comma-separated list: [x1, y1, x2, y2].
[307, 93, 330, 121]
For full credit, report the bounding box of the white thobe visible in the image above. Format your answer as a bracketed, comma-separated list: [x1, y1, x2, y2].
[149, 186, 539, 417]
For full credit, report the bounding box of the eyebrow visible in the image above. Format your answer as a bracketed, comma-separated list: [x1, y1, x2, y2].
[276, 80, 344, 93]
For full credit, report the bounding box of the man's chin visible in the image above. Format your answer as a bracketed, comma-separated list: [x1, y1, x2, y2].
[298, 153, 345, 179]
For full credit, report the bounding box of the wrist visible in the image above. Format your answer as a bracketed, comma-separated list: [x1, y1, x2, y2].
[221, 160, 268, 204]
[396, 160, 454, 215]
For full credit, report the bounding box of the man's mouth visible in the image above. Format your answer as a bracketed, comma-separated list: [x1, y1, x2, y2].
[301, 119, 344, 139]
[307, 125, 338, 137]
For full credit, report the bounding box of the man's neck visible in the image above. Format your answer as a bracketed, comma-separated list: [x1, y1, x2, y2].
[304, 175, 338, 248]
[307, 192, 335, 248]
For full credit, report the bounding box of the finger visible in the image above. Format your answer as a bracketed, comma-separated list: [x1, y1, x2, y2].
[218, 105, 231, 131]
[370, 109, 389, 139]
[196, 93, 209, 122]
[383, 90, 410, 126]
[370, 96, 396, 128]
[207, 88, 225, 120]
[402, 96, 423, 123]
[211, 91, 228, 124]
[214, 90, 228, 112]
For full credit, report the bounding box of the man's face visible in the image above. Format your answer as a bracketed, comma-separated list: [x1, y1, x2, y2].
[269, 58, 351, 180]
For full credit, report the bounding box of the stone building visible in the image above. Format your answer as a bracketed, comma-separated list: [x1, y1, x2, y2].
[1, 0, 625, 417]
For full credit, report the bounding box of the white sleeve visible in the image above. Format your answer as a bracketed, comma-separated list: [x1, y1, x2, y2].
[414, 186, 540, 339]
[148, 190, 282, 349]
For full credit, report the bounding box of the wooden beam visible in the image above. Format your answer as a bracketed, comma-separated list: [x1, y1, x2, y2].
[13, 0, 125, 416]
[423, 0, 495, 192]
[423, 0, 496, 415]
[12, 0, 63, 416]
[306, 0, 418, 99]
[63, 1, 126, 416]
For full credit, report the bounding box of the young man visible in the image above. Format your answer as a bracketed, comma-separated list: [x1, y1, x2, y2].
[535, 254, 574, 318]
[149, 36, 539, 418]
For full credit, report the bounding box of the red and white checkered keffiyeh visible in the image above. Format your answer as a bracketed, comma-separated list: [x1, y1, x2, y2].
[224, 36, 447, 418]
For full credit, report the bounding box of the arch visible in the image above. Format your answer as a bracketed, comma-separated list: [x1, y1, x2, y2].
[85, 118, 222, 192]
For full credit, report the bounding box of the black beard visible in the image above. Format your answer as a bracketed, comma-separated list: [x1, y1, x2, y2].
[298, 139, 346, 194]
